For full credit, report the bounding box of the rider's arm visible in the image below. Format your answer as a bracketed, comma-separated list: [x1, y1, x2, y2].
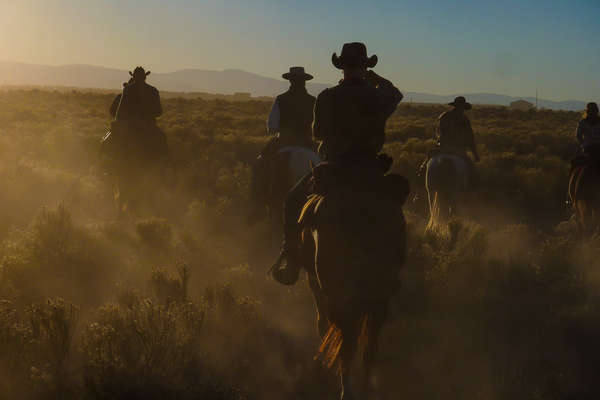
[153, 90, 163, 118]
[312, 89, 332, 141]
[576, 120, 585, 145]
[367, 71, 403, 119]
[267, 98, 280, 135]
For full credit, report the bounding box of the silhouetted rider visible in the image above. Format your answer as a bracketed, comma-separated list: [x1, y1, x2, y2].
[115, 67, 162, 123]
[271, 42, 403, 285]
[435, 96, 480, 162]
[268, 67, 316, 147]
[568, 102, 600, 207]
[249, 67, 316, 220]
[576, 102, 600, 156]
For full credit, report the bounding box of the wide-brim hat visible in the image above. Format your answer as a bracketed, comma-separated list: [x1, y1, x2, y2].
[448, 96, 472, 110]
[130, 66, 151, 78]
[282, 66, 313, 81]
[332, 42, 378, 70]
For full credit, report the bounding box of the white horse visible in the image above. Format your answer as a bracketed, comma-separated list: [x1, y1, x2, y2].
[278, 145, 322, 183]
[262, 145, 321, 218]
[425, 153, 469, 234]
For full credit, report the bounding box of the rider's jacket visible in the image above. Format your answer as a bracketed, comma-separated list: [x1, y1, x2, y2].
[313, 77, 402, 161]
[576, 117, 600, 152]
[267, 88, 316, 146]
[115, 82, 162, 123]
[436, 109, 476, 156]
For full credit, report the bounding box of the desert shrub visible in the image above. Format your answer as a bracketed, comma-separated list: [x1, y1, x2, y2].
[80, 297, 244, 399]
[0, 299, 78, 399]
[0, 89, 594, 399]
[393, 220, 600, 398]
[149, 262, 190, 304]
[0, 206, 119, 305]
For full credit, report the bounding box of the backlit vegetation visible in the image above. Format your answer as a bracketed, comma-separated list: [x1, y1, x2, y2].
[0, 88, 597, 399]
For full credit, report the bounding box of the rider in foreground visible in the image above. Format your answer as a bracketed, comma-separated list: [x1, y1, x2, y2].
[249, 67, 316, 221]
[271, 42, 403, 285]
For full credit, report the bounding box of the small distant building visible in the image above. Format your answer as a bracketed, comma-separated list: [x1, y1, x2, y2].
[510, 99, 535, 111]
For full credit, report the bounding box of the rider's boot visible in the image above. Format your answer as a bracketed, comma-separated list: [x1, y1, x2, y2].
[271, 224, 302, 285]
[271, 171, 313, 285]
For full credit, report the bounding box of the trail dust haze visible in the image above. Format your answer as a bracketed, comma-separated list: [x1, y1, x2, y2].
[0, 89, 599, 399]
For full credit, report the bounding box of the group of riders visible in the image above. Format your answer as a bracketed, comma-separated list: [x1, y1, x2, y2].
[105, 42, 600, 285]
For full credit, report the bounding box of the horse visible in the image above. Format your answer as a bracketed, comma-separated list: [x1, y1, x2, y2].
[425, 153, 470, 234]
[264, 145, 321, 219]
[569, 159, 600, 234]
[298, 167, 408, 399]
[101, 120, 168, 218]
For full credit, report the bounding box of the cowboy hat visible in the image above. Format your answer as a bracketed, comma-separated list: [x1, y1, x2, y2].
[129, 66, 151, 77]
[448, 96, 472, 110]
[331, 42, 378, 70]
[282, 66, 313, 81]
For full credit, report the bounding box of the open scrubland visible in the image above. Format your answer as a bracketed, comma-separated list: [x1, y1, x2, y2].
[1, 89, 599, 399]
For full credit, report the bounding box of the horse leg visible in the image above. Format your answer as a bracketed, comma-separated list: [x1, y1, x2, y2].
[339, 319, 361, 400]
[361, 307, 388, 399]
[307, 270, 329, 338]
[426, 190, 438, 232]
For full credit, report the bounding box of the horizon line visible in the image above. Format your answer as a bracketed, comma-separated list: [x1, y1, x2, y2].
[0, 59, 587, 104]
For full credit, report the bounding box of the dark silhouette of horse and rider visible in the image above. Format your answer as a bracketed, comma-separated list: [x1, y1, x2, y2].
[248, 66, 319, 222]
[102, 66, 168, 217]
[267, 42, 409, 399]
[569, 102, 600, 233]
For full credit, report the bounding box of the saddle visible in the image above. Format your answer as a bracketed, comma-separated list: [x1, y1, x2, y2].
[103, 120, 168, 162]
[310, 154, 410, 205]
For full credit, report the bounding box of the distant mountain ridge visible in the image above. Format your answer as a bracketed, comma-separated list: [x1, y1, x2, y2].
[0, 61, 586, 111]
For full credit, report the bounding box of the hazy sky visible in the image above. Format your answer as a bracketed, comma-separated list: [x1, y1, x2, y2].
[1, 0, 599, 101]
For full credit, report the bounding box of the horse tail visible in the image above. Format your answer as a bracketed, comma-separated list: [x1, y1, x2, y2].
[316, 321, 344, 370]
[315, 314, 370, 371]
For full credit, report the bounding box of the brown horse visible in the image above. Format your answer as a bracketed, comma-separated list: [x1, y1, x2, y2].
[569, 161, 600, 234]
[298, 172, 407, 399]
[102, 120, 168, 218]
